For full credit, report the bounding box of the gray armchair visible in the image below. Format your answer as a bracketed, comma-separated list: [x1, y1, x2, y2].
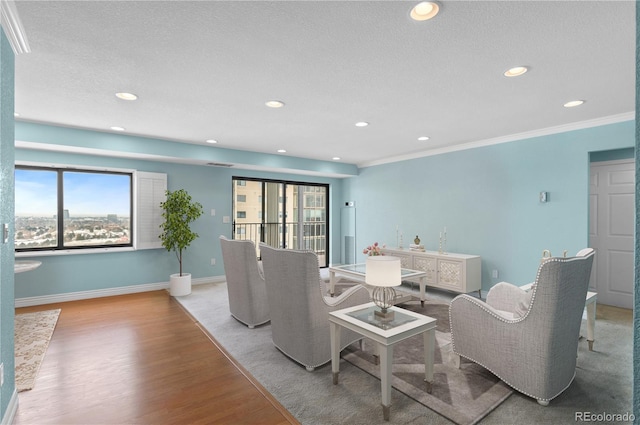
[449, 249, 595, 405]
[219, 236, 270, 328]
[259, 243, 370, 371]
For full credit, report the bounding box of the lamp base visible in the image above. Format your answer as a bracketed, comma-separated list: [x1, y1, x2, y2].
[374, 308, 395, 321]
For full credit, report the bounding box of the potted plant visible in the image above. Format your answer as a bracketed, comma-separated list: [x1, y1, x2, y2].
[159, 189, 203, 296]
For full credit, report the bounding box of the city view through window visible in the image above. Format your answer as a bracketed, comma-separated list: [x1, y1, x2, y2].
[15, 167, 132, 250]
[232, 178, 328, 266]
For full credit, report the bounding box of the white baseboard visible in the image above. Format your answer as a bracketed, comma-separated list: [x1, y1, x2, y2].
[1, 389, 18, 425]
[14, 275, 226, 308]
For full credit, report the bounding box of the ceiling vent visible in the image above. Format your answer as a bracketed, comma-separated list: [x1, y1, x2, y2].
[206, 162, 233, 167]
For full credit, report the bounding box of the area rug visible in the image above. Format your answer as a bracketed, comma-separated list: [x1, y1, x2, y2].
[342, 301, 513, 425]
[14, 309, 61, 392]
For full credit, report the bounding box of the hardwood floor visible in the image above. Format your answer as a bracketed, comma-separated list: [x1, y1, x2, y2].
[13, 290, 299, 425]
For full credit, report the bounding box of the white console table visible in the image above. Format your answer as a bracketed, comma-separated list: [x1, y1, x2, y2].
[381, 247, 482, 297]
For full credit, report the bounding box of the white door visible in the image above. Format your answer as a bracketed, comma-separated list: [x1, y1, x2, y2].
[589, 159, 635, 309]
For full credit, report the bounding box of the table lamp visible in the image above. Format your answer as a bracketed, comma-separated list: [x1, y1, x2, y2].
[366, 256, 401, 321]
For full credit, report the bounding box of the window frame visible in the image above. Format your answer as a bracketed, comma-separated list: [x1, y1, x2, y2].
[15, 162, 138, 256]
[231, 176, 330, 267]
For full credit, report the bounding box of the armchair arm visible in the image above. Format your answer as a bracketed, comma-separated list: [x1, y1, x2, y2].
[450, 294, 525, 372]
[486, 281, 528, 313]
[324, 284, 370, 308]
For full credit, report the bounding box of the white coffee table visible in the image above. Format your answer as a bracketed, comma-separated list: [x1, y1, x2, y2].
[329, 302, 437, 421]
[329, 263, 428, 306]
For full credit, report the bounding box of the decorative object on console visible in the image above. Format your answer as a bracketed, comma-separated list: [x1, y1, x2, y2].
[541, 249, 570, 263]
[438, 227, 447, 255]
[366, 256, 401, 321]
[411, 235, 424, 252]
[396, 225, 403, 249]
[363, 241, 384, 256]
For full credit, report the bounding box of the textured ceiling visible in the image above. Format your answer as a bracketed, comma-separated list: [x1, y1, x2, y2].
[13, 1, 636, 168]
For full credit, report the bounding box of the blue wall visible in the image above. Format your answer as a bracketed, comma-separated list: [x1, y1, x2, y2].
[13, 143, 346, 299]
[14, 120, 635, 298]
[344, 120, 635, 289]
[0, 30, 15, 419]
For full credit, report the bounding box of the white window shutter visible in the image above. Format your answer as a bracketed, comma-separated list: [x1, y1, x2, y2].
[134, 171, 167, 250]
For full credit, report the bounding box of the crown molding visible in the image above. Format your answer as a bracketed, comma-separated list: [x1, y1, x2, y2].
[358, 112, 635, 169]
[0, 0, 29, 54]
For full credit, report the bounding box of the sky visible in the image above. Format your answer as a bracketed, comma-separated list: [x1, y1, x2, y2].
[15, 169, 131, 217]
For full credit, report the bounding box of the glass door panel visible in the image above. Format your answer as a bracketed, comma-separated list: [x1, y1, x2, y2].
[232, 178, 328, 267]
[263, 182, 283, 248]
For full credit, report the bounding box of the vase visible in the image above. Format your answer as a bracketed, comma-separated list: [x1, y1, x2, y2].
[169, 273, 192, 296]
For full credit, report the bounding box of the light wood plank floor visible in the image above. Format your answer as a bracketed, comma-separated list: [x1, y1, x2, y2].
[13, 290, 299, 425]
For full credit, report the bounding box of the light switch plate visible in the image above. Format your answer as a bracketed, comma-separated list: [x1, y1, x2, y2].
[539, 191, 548, 203]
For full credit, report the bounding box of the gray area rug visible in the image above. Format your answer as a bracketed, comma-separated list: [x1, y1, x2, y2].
[175, 282, 633, 425]
[342, 302, 512, 425]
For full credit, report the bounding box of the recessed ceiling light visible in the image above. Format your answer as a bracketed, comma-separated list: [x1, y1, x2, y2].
[110, 126, 125, 131]
[504, 66, 528, 77]
[355, 122, 369, 127]
[564, 100, 584, 108]
[205, 139, 218, 144]
[277, 149, 287, 153]
[332, 157, 341, 161]
[418, 136, 430, 141]
[410, 2, 440, 21]
[115, 92, 138, 101]
[265, 100, 285, 108]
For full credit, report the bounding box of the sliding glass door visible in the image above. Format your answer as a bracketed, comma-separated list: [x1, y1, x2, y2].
[232, 178, 328, 267]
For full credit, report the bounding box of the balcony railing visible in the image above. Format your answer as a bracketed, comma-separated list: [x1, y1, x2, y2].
[232, 221, 327, 266]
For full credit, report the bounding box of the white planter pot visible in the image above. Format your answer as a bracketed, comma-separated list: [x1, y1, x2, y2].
[169, 273, 192, 296]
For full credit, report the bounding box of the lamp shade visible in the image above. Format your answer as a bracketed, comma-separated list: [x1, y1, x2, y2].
[366, 256, 401, 287]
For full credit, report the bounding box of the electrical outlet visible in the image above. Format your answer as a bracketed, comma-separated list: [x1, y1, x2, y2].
[223, 216, 231, 223]
[210, 258, 216, 266]
[210, 209, 216, 216]
[492, 269, 499, 279]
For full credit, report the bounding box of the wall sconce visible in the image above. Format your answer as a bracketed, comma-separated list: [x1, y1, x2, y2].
[539, 191, 549, 203]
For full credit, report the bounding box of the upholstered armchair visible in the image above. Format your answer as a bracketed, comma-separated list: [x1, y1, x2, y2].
[449, 249, 595, 405]
[219, 236, 270, 328]
[259, 243, 370, 371]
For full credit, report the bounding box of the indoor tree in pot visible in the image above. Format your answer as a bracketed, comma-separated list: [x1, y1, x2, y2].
[159, 189, 204, 296]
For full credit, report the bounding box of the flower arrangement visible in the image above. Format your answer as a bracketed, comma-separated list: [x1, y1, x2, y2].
[363, 242, 385, 256]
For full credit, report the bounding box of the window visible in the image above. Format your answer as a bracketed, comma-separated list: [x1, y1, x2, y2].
[231, 177, 329, 267]
[15, 165, 166, 254]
